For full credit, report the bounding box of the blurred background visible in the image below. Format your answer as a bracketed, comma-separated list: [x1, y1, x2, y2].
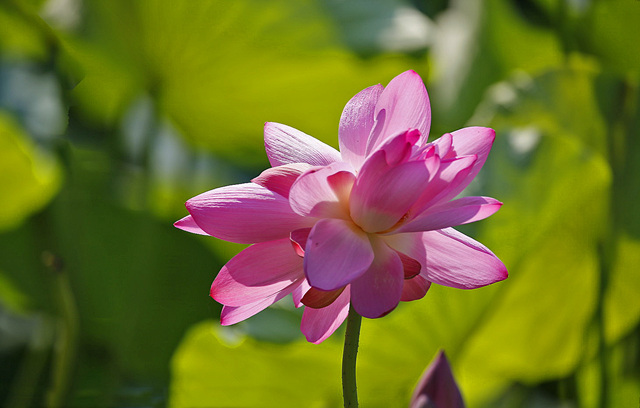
[0, 0, 638, 407]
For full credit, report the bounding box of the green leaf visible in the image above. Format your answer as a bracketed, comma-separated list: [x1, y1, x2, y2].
[62, 0, 428, 166]
[580, 0, 640, 75]
[0, 112, 62, 231]
[0, 1, 48, 60]
[170, 321, 342, 408]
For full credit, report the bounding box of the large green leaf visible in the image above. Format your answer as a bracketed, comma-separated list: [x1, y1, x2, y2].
[62, 0, 428, 167]
[170, 321, 342, 408]
[580, 0, 640, 75]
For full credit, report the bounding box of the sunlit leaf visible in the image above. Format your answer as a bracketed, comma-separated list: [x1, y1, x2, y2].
[170, 321, 342, 408]
[62, 0, 428, 166]
[0, 112, 62, 231]
[0, 1, 48, 60]
[580, 0, 640, 75]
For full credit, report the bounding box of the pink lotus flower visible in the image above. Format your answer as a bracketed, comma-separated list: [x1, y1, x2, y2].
[175, 70, 507, 343]
[410, 351, 465, 408]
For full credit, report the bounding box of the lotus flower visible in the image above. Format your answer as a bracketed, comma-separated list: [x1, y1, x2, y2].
[175, 70, 507, 343]
[410, 351, 465, 408]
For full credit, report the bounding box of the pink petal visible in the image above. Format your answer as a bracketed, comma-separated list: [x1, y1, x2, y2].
[396, 196, 502, 233]
[289, 162, 356, 219]
[301, 287, 350, 344]
[301, 286, 346, 309]
[338, 84, 384, 169]
[264, 122, 341, 167]
[174, 215, 208, 235]
[291, 279, 311, 308]
[221, 297, 282, 326]
[432, 127, 495, 200]
[423, 228, 507, 288]
[365, 70, 431, 155]
[387, 229, 507, 289]
[408, 155, 477, 214]
[350, 238, 404, 318]
[349, 147, 433, 233]
[396, 251, 422, 279]
[290, 228, 311, 256]
[210, 238, 304, 307]
[186, 183, 313, 244]
[374, 128, 422, 166]
[304, 218, 374, 291]
[251, 163, 312, 198]
[410, 351, 465, 408]
[432, 132, 453, 157]
[401, 275, 431, 302]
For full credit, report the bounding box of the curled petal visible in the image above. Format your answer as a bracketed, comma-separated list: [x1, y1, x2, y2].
[211, 239, 304, 307]
[409, 155, 477, 214]
[432, 132, 453, 158]
[290, 228, 311, 256]
[186, 183, 313, 244]
[174, 215, 208, 235]
[251, 163, 312, 198]
[350, 146, 433, 233]
[396, 196, 503, 233]
[350, 238, 404, 318]
[264, 122, 341, 167]
[289, 162, 356, 219]
[301, 288, 350, 344]
[291, 279, 311, 308]
[396, 251, 422, 279]
[301, 286, 346, 309]
[401, 275, 431, 302]
[366, 70, 431, 155]
[304, 218, 374, 291]
[434, 127, 496, 200]
[339, 84, 384, 169]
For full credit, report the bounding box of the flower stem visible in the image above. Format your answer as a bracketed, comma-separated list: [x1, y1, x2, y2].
[342, 306, 362, 408]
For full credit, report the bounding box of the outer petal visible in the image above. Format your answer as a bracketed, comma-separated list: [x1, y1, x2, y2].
[221, 294, 286, 326]
[264, 122, 341, 167]
[186, 183, 313, 244]
[174, 215, 208, 235]
[304, 218, 374, 291]
[289, 162, 355, 219]
[301, 287, 350, 344]
[401, 275, 431, 302]
[350, 237, 404, 318]
[349, 147, 433, 233]
[386, 229, 507, 289]
[366, 70, 431, 155]
[396, 196, 502, 233]
[251, 163, 312, 198]
[211, 238, 304, 307]
[338, 84, 384, 169]
[432, 127, 495, 199]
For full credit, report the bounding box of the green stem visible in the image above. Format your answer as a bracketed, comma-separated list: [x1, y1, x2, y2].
[342, 306, 362, 408]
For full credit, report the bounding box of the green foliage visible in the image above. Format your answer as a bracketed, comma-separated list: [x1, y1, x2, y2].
[0, 112, 61, 231]
[171, 321, 342, 408]
[1, 0, 639, 407]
